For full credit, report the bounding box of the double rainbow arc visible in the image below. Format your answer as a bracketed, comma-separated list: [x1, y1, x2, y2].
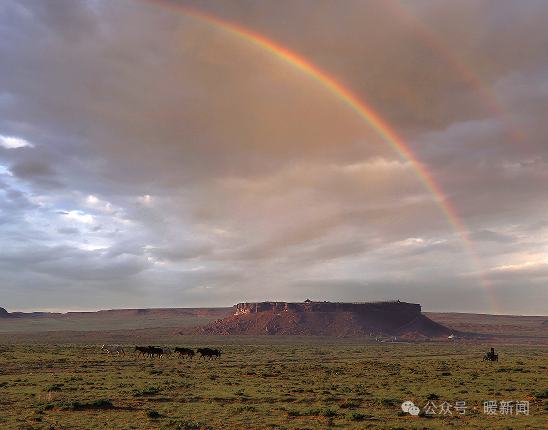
[131, 1, 497, 312]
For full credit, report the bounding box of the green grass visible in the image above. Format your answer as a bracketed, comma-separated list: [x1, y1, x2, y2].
[1, 341, 548, 428]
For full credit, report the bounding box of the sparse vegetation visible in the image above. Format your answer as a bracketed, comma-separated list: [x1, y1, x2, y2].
[1, 340, 548, 429]
[2, 309, 548, 429]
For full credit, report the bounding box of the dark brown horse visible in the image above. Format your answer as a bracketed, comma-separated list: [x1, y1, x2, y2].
[148, 346, 163, 358]
[134, 346, 150, 357]
[197, 348, 221, 360]
[175, 347, 195, 359]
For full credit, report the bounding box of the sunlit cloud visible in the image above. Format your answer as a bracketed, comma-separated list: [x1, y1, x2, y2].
[62, 210, 94, 224]
[0, 135, 33, 149]
[486, 260, 548, 281]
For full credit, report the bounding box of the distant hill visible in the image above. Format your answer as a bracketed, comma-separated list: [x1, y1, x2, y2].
[4, 304, 548, 345]
[0, 307, 235, 334]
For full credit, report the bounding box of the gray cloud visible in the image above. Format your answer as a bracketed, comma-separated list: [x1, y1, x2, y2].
[149, 243, 215, 262]
[0, 0, 547, 314]
[57, 227, 79, 235]
[471, 230, 518, 244]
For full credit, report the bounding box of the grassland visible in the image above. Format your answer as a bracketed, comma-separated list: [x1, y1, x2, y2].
[426, 312, 548, 342]
[2, 339, 548, 429]
[2, 310, 548, 429]
[0, 308, 234, 334]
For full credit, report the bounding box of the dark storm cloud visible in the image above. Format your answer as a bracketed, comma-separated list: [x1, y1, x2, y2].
[8, 160, 65, 190]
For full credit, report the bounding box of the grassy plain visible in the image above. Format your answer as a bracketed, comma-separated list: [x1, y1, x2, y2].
[426, 312, 548, 342]
[0, 308, 234, 334]
[2, 339, 548, 429]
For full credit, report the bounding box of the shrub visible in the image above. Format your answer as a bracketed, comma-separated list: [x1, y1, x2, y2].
[132, 386, 161, 396]
[176, 420, 207, 430]
[233, 405, 257, 414]
[89, 399, 114, 408]
[533, 389, 548, 399]
[348, 412, 366, 421]
[44, 383, 63, 392]
[340, 401, 360, 409]
[147, 410, 161, 418]
[61, 399, 114, 410]
[374, 398, 397, 407]
[319, 408, 338, 417]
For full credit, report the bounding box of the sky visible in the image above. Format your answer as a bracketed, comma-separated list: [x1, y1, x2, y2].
[1, 0, 548, 315]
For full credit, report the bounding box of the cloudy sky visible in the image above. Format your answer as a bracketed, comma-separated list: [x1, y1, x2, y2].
[1, 0, 547, 314]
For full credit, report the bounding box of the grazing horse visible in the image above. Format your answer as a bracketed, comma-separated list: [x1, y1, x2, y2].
[174, 347, 194, 359]
[101, 344, 125, 356]
[197, 347, 220, 360]
[134, 346, 150, 357]
[148, 346, 163, 358]
[162, 348, 172, 357]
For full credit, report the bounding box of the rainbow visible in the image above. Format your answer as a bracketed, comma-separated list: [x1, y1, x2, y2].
[392, 1, 528, 150]
[130, 1, 498, 312]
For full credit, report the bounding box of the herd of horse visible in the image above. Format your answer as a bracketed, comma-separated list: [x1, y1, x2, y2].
[100, 344, 221, 360]
[101, 344, 500, 362]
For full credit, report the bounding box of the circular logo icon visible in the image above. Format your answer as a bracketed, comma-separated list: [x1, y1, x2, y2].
[408, 405, 421, 416]
[401, 401, 415, 413]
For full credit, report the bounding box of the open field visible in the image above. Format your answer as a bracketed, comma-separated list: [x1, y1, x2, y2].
[2, 310, 548, 428]
[425, 312, 548, 345]
[2, 341, 548, 429]
[0, 308, 234, 334]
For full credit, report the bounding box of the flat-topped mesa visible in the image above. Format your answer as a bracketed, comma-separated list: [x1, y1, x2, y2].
[193, 300, 451, 337]
[234, 300, 421, 316]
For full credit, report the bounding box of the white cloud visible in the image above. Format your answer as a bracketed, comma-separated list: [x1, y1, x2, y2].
[62, 210, 94, 224]
[486, 260, 548, 281]
[0, 135, 33, 149]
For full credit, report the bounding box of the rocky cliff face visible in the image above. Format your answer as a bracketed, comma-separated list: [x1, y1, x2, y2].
[192, 301, 450, 338]
[235, 300, 421, 316]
